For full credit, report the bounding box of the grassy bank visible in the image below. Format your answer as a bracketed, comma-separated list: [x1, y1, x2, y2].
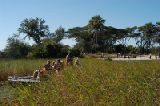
[0, 58, 66, 81]
[0, 58, 160, 105]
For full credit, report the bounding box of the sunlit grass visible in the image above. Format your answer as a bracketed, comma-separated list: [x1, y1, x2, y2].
[0, 58, 159, 105]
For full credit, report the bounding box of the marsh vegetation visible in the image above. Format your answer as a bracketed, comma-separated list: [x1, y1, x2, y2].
[0, 58, 159, 105]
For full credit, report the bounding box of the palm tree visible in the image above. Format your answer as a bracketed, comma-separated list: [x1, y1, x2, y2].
[88, 15, 105, 44]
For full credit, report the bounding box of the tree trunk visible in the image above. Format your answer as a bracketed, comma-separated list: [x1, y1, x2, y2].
[96, 33, 97, 44]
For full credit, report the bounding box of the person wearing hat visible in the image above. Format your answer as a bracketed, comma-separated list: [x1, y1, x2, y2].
[66, 51, 73, 66]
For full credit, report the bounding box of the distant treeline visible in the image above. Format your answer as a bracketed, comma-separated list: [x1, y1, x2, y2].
[1, 15, 160, 58]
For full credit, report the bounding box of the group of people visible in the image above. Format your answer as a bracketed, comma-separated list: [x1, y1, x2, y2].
[33, 59, 64, 79]
[66, 51, 79, 66]
[33, 51, 79, 79]
[116, 52, 126, 58]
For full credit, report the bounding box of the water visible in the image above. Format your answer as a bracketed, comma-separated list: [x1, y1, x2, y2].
[0, 86, 9, 98]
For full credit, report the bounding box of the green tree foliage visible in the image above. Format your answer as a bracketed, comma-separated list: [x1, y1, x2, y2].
[133, 22, 158, 53]
[126, 45, 139, 54]
[32, 47, 44, 58]
[102, 26, 128, 52]
[18, 17, 50, 45]
[88, 15, 105, 44]
[67, 26, 93, 53]
[4, 34, 31, 58]
[67, 15, 160, 54]
[45, 44, 61, 58]
[41, 37, 64, 58]
[5, 15, 160, 58]
[155, 22, 160, 44]
[70, 47, 81, 57]
[115, 44, 125, 53]
[67, 15, 138, 53]
[53, 26, 65, 43]
[150, 46, 160, 54]
[32, 41, 69, 58]
[60, 47, 69, 57]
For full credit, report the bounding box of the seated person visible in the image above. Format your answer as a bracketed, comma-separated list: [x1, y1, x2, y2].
[60, 61, 64, 69]
[33, 64, 48, 79]
[53, 59, 63, 74]
[74, 57, 79, 66]
[52, 61, 55, 69]
[47, 60, 52, 70]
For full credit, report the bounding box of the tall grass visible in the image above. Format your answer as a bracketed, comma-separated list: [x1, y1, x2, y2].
[0, 58, 159, 105]
[0, 58, 66, 78]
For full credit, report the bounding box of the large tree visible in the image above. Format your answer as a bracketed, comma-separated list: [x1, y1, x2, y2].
[128, 22, 160, 54]
[4, 34, 31, 58]
[88, 15, 105, 44]
[67, 26, 93, 53]
[102, 26, 121, 52]
[18, 17, 50, 45]
[136, 22, 157, 53]
[155, 22, 160, 44]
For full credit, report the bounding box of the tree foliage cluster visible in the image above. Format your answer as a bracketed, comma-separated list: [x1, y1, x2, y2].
[4, 35, 79, 58]
[3, 16, 160, 58]
[4, 34, 32, 58]
[68, 15, 160, 54]
[4, 17, 80, 58]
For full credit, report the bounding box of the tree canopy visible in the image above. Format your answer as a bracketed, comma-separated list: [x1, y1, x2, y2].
[3, 16, 160, 58]
[53, 26, 65, 43]
[18, 17, 50, 45]
[5, 34, 31, 58]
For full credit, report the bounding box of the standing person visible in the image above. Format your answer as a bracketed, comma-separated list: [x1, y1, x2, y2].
[116, 53, 118, 58]
[66, 51, 73, 66]
[150, 53, 151, 59]
[118, 53, 120, 58]
[124, 53, 126, 58]
[121, 52, 123, 57]
[102, 52, 104, 58]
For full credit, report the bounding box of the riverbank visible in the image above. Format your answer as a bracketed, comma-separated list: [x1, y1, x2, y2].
[112, 54, 160, 61]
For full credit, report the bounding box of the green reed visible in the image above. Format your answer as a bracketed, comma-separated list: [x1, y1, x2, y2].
[0, 58, 159, 105]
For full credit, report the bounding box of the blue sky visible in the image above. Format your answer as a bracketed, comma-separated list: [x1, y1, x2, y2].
[0, 0, 160, 51]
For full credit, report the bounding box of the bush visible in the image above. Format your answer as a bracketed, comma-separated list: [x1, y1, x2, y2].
[70, 48, 80, 57]
[32, 48, 44, 58]
[26, 52, 33, 58]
